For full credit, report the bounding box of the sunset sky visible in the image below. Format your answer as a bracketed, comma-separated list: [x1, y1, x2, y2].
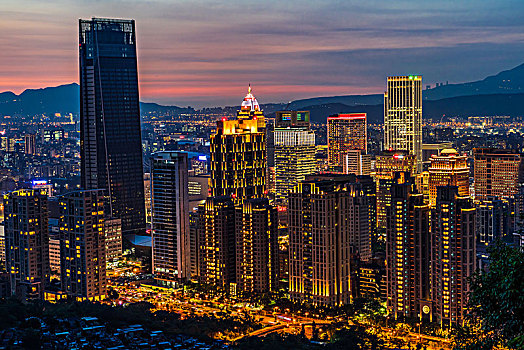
[2, 0, 524, 107]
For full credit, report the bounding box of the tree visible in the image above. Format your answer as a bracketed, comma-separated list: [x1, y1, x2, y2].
[454, 240, 524, 350]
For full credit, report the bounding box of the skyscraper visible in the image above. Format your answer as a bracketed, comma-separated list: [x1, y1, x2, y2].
[274, 111, 316, 202]
[209, 116, 266, 204]
[428, 149, 469, 207]
[3, 189, 50, 299]
[288, 175, 370, 306]
[59, 190, 106, 301]
[151, 152, 190, 284]
[384, 76, 423, 172]
[198, 197, 237, 289]
[236, 198, 278, 294]
[79, 18, 146, 236]
[375, 150, 416, 229]
[385, 173, 431, 320]
[431, 187, 476, 327]
[473, 148, 523, 200]
[327, 113, 367, 169]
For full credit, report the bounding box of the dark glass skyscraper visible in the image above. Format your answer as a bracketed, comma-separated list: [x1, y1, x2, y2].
[79, 18, 145, 236]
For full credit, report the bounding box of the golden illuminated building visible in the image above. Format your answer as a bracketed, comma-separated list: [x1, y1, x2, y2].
[210, 105, 266, 203]
[431, 187, 476, 327]
[59, 190, 106, 301]
[237, 85, 265, 130]
[428, 149, 469, 207]
[384, 76, 423, 172]
[385, 173, 431, 320]
[3, 189, 50, 300]
[374, 151, 416, 229]
[288, 176, 371, 306]
[236, 198, 278, 294]
[198, 197, 236, 289]
[473, 148, 523, 200]
[327, 113, 367, 168]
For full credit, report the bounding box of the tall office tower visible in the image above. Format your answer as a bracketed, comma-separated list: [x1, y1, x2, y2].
[209, 117, 266, 204]
[104, 217, 122, 264]
[343, 150, 371, 176]
[473, 148, 523, 200]
[476, 198, 513, 245]
[236, 198, 278, 294]
[327, 113, 367, 168]
[428, 149, 469, 207]
[198, 197, 237, 289]
[384, 76, 423, 173]
[151, 152, 190, 284]
[3, 189, 50, 299]
[385, 173, 431, 320]
[24, 134, 36, 155]
[375, 151, 416, 229]
[237, 85, 265, 131]
[288, 175, 370, 306]
[79, 18, 146, 236]
[59, 190, 106, 301]
[431, 187, 476, 327]
[274, 111, 316, 203]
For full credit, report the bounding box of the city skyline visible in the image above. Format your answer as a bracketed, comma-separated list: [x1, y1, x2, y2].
[2, 0, 524, 107]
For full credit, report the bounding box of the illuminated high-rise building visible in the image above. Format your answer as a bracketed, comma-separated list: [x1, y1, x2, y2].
[473, 148, 523, 200]
[375, 151, 416, 229]
[385, 173, 431, 320]
[236, 198, 278, 294]
[198, 197, 237, 289]
[237, 85, 265, 131]
[327, 113, 367, 168]
[288, 175, 370, 306]
[3, 189, 50, 300]
[59, 190, 106, 301]
[384, 76, 423, 172]
[343, 150, 371, 176]
[79, 18, 146, 236]
[428, 149, 469, 207]
[274, 111, 315, 202]
[151, 152, 190, 284]
[431, 187, 475, 327]
[210, 89, 266, 203]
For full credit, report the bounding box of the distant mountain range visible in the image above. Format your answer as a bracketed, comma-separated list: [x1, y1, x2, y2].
[0, 83, 193, 117]
[1, 63, 524, 121]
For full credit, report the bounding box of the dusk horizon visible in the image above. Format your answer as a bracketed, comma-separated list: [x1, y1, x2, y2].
[2, 0, 524, 108]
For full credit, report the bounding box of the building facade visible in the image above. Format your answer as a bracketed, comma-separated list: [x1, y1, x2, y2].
[473, 148, 523, 200]
[428, 149, 469, 207]
[79, 18, 146, 236]
[327, 113, 367, 168]
[209, 118, 266, 204]
[375, 151, 416, 229]
[235, 198, 278, 294]
[431, 187, 476, 327]
[288, 176, 370, 306]
[59, 190, 106, 301]
[384, 76, 423, 172]
[198, 197, 237, 289]
[385, 173, 431, 320]
[3, 189, 50, 299]
[274, 111, 315, 202]
[151, 151, 190, 283]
